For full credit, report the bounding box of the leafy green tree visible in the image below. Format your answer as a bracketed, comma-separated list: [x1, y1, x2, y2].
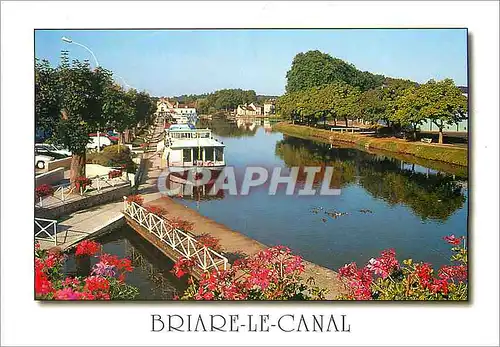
[285, 50, 385, 93]
[54, 53, 114, 182]
[359, 88, 386, 125]
[395, 86, 427, 140]
[35, 59, 60, 137]
[35, 52, 156, 183]
[378, 78, 417, 130]
[419, 79, 468, 144]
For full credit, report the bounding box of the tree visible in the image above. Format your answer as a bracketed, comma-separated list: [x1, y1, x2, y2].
[419, 79, 468, 144]
[359, 88, 386, 125]
[35, 52, 157, 183]
[331, 82, 361, 127]
[52, 53, 114, 183]
[285, 50, 385, 93]
[377, 78, 417, 132]
[35, 59, 60, 139]
[395, 86, 427, 140]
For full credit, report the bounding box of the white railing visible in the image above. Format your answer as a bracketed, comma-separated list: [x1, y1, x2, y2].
[122, 198, 228, 273]
[35, 173, 129, 207]
[35, 218, 57, 246]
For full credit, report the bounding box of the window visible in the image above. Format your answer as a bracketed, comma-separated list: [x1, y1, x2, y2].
[215, 148, 223, 162]
[183, 148, 192, 162]
[205, 147, 214, 161]
[193, 147, 201, 161]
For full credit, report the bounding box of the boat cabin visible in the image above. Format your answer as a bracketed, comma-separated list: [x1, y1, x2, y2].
[163, 125, 225, 168]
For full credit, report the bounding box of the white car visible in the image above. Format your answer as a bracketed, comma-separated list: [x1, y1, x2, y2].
[35, 152, 54, 169]
[86, 135, 113, 150]
[35, 143, 72, 157]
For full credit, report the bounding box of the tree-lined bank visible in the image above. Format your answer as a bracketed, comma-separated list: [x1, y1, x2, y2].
[273, 122, 467, 167]
[277, 50, 468, 145]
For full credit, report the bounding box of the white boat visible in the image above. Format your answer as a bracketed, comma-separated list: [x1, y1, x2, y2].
[162, 124, 225, 168]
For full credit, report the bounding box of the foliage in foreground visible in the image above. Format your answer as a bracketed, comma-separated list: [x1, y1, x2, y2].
[35, 240, 139, 300]
[336, 235, 467, 300]
[171, 235, 467, 301]
[173, 246, 326, 300]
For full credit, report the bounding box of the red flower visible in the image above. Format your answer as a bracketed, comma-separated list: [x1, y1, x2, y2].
[428, 278, 449, 295]
[438, 265, 467, 282]
[415, 263, 433, 287]
[84, 276, 110, 293]
[126, 194, 144, 206]
[443, 235, 463, 245]
[195, 234, 223, 253]
[35, 184, 54, 198]
[171, 256, 195, 278]
[108, 170, 122, 179]
[75, 240, 101, 257]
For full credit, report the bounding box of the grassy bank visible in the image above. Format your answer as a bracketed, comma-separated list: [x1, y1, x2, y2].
[273, 122, 468, 167]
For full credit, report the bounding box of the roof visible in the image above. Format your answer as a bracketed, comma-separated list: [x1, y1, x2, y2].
[168, 124, 196, 131]
[457, 86, 468, 94]
[170, 138, 225, 149]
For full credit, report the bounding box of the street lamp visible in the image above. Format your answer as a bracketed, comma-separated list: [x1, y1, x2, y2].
[117, 75, 136, 90]
[62, 36, 104, 150]
[61, 36, 100, 68]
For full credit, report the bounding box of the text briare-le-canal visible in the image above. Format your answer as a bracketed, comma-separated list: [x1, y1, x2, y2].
[151, 313, 351, 333]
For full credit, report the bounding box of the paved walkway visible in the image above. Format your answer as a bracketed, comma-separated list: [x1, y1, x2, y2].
[37, 200, 124, 251]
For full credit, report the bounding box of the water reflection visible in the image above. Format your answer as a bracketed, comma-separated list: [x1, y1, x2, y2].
[63, 226, 187, 300]
[197, 116, 281, 138]
[275, 136, 467, 222]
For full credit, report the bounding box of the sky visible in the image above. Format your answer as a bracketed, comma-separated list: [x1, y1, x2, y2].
[35, 29, 468, 97]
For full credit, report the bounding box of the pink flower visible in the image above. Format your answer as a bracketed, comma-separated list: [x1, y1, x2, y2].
[54, 287, 81, 300]
[443, 235, 463, 245]
[438, 265, 467, 282]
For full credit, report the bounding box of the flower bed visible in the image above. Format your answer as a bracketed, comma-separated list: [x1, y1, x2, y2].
[35, 184, 54, 199]
[35, 240, 139, 300]
[126, 194, 144, 206]
[172, 235, 467, 301]
[75, 176, 92, 191]
[173, 245, 326, 300]
[336, 235, 467, 300]
[108, 169, 122, 179]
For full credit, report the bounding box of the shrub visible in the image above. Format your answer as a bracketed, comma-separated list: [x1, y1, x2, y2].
[35, 241, 139, 300]
[35, 184, 54, 198]
[336, 235, 467, 300]
[175, 246, 326, 300]
[87, 145, 137, 173]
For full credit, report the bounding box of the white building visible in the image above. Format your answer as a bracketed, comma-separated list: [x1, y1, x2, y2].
[236, 103, 262, 116]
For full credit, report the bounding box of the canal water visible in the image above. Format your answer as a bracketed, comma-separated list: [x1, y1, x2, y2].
[173, 118, 469, 271]
[63, 226, 187, 300]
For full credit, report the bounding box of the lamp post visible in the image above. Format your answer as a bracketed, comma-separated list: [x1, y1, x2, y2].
[61, 36, 100, 68]
[62, 36, 104, 151]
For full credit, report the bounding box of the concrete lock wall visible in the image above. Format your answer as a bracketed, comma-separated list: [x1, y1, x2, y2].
[35, 168, 64, 187]
[47, 157, 72, 171]
[35, 184, 131, 220]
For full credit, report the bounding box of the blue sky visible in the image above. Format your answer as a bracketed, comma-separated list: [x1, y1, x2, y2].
[35, 29, 467, 97]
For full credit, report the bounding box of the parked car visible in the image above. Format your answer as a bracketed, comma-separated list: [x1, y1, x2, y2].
[35, 143, 72, 157]
[35, 150, 54, 169]
[87, 133, 116, 150]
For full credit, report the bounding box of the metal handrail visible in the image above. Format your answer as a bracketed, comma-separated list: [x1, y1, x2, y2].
[122, 198, 228, 272]
[35, 217, 57, 246]
[35, 173, 129, 207]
